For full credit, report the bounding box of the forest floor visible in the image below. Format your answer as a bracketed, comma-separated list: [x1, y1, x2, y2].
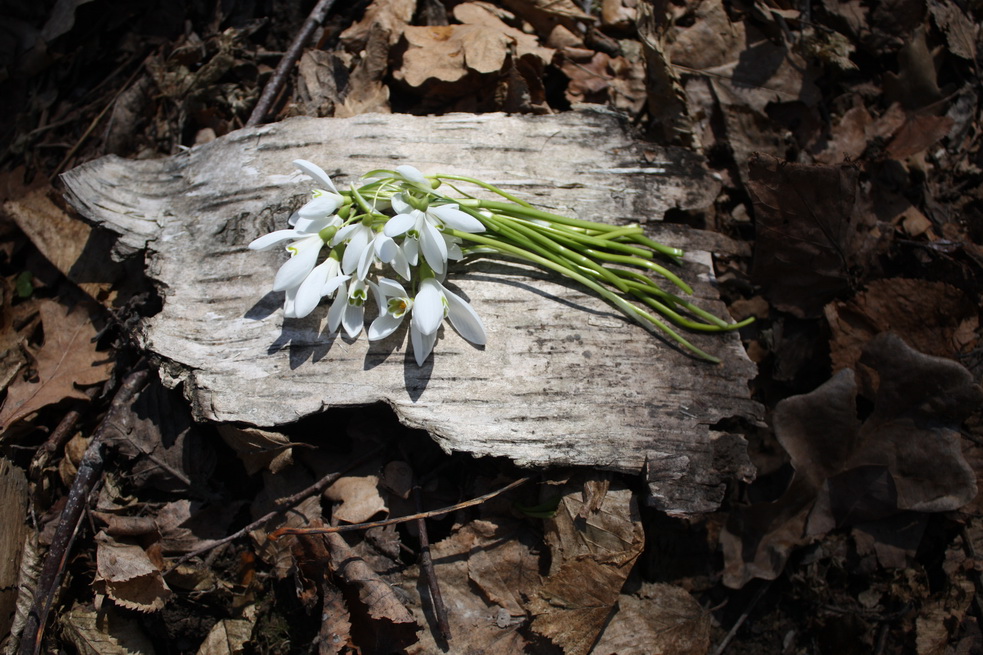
[1, 0, 983, 653]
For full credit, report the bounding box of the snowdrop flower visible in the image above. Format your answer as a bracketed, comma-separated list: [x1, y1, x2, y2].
[291, 159, 344, 230]
[367, 278, 413, 341]
[333, 224, 400, 280]
[249, 213, 342, 313]
[384, 194, 484, 275]
[410, 278, 486, 365]
[327, 278, 367, 339]
[289, 255, 348, 319]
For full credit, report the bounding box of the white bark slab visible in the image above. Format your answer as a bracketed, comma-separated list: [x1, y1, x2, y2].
[63, 108, 761, 513]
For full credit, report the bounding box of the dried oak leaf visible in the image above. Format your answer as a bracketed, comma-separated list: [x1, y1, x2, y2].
[529, 477, 645, 655]
[748, 154, 884, 318]
[94, 533, 172, 612]
[722, 333, 980, 588]
[0, 299, 113, 431]
[825, 278, 979, 372]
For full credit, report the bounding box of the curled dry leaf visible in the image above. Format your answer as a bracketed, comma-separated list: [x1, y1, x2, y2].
[529, 477, 645, 655]
[0, 299, 113, 431]
[722, 333, 981, 588]
[94, 533, 172, 612]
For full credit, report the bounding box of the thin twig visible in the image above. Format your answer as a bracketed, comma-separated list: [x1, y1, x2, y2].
[29, 385, 102, 478]
[414, 484, 451, 641]
[272, 476, 533, 539]
[245, 0, 337, 126]
[19, 368, 149, 655]
[163, 443, 385, 574]
[710, 580, 772, 655]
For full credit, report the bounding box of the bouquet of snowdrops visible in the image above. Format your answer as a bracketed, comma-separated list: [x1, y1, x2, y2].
[249, 160, 750, 366]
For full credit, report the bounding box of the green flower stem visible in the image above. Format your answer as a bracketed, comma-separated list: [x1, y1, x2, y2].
[471, 199, 633, 235]
[434, 174, 535, 208]
[614, 273, 750, 330]
[481, 213, 632, 294]
[591, 225, 645, 241]
[445, 228, 721, 362]
[499, 215, 654, 259]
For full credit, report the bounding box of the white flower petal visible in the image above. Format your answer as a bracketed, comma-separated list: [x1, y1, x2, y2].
[446, 237, 463, 261]
[442, 285, 487, 345]
[412, 279, 444, 335]
[292, 259, 335, 318]
[390, 194, 411, 214]
[342, 303, 364, 338]
[249, 229, 299, 251]
[293, 159, 339, 194]
[429, 204, 484, 233]
[328, 284, 347, 333]
[384, 212, 417, 238]
[419, 219, 448, 275]
[322, 273, 349, 297]
[374, 234, 397, 263]
[356, 237, 378, 280]
[378, 277, 406, 297]
[298, 195, 339, 220]
[342, 226, 371, 274]
[390, 246, 411, 280]
[396, 165, 429, 188]
[402, 238, 419, 266]
[411, 325, 437, 366]
[368, 313, 404, 341]
[332, 223, 359, 245]
[272, 236, 322, 291]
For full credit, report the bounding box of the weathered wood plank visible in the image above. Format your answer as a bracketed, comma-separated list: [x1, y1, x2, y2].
[63, 108, 761, 513]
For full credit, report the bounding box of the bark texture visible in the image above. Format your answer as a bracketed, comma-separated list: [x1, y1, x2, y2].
[62, 108, 761, 513]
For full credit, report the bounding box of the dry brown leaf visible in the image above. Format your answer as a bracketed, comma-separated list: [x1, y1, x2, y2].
[155, 499, 244, 554]
[324, 475, 388, 524]
[812, 104, 872, 164]
[722, 334, 981, 588]
[883, 26, 944, 110]
[929, 0, 978, 61]
[60, 603, 157, 655]
[529, 477, 645, 655]
[339, 0, 415, 51]
[590, 583, 711, 655]
[501, 0, 594, 35]
[196, 616, 254, 655]
[94, 533, 172, 612]
[0, 169, 118, 303]
[885, 114, 955, 160]
[324, 531, 418, 649]
[101, 381, 215, 495]
[748, 155, 884, 318]
[406, 518, 540, 654]
[217, 424, 296, 475]
[825, 278, 979, 372]
[0, 298, 113, 431]
[249, 466, 323, 579]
